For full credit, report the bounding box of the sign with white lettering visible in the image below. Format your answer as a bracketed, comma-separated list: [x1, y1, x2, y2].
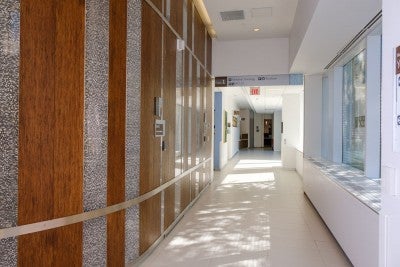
[215, 76, 228, 87]
[215, 74, 293, 87]
[227, 75, 289, 87]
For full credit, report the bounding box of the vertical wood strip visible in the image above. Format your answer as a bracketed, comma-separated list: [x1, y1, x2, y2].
[107, 0, 127, 265]
[187, 0, 193, 50]
[183, 50, 190, 172]
[53, 1, 84, 264]
[170, 0, 183, 37]
[19, 0, 84, 265]
[140, 1, 162, 254]
[199, 67, 205, 192]
[206, 74, 213, 184]
[190, 57, 198, 200]
[19, 2, 56, 264]
[206, 33, 212, 74]
[181, 49, 191, 210]
[194, 9, 205, 65]
[162, 26, 177, 230]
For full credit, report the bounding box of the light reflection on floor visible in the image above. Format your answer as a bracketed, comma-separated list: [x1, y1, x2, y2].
[139, 150, 352, 267]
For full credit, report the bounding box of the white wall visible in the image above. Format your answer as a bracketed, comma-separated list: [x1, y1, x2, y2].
[282, 94, 303, 168]
[219, 91, 240, 169]
[365, 35, 381, 178]
[239, 109, 250, 135]
[212, 38, 289, 76]
[380, 1, 400, 266]
[304, 74, 322, 158]
[273, 111, 282, 151]
[303, 159, 379, 267]
[289, 0, 320, 67]
[254, 113, 263, 148]
[321, 76, 330, 159]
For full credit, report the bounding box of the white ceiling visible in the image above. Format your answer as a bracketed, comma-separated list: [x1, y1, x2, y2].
[290, 0, 382, 74]
[217, 85, 303, 114]
[203, 0, 299, 40]
[206, 0, 381, 113]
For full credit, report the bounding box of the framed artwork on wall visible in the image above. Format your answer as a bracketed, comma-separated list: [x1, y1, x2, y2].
[232, 116, 238, 127]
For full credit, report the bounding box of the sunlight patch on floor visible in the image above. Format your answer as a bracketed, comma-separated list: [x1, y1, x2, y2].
[234, 159, 282, 169]
[221, 172, 275, 184]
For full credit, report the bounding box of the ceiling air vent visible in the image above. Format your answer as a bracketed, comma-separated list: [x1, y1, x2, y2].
[220, 10, 245, 21]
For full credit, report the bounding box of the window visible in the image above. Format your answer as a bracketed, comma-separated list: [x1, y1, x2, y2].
[342, 51, 366, 171]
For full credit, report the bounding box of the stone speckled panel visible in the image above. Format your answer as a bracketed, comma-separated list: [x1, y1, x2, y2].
[83, 0, 109, 266]
[125, 0, 141, 263]
[125, 205, 140, 263]
[126, 0, 141, 201]
[83, 217, 107, 267]
[0, 237, 17, 267]
[0, 1, 19, 266]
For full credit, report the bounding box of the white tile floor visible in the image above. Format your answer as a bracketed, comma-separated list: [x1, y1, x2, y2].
[140, 150, 353, 267]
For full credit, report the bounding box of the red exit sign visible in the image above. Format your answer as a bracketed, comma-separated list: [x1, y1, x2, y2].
[250, 87, 260, 95]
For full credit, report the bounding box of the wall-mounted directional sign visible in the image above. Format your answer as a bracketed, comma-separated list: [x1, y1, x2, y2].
[214, 74, 303, 87]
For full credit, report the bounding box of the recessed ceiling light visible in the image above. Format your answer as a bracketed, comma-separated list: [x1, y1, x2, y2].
[253, 28, 260, 32]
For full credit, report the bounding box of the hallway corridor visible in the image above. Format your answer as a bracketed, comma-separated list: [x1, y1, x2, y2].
[139, 150, 352, 267]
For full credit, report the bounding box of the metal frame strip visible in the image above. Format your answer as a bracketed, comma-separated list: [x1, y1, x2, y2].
[0, 158, 212, 239]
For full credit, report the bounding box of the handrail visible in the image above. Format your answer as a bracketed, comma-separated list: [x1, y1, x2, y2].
[0, 158, 212, 239]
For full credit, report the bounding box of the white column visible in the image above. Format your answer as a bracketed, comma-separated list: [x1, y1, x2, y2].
[282, 93, 302, 168]
[303, 74, 322, 158]
[322, 76, 330, 159]
[273, 111, 282, 151]
[365, 35, 382, 178]
[380, 1, 400, 266]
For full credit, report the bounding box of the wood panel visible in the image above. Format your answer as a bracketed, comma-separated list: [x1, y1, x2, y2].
[194, 8, 205, 65]
[181, 50, 191, 208]
[139, 194, 161, 254]
[206, 33, 212, 74]
[18, 0, 85, 265]
[180, 175, 191, 211]
[107, 0, 127, 265]
[205, 74, 213, 185]
[170, 0, 183, 37]
[162, 26, 177, 230]
[164, 184, 175, 229]
[183, 51, 190, 171]
[186, 0, 193, 50]
[149, 0, 163, 12]
[190, 57, 198, 200]
[199, 67, 205, 192]
[140, 1, 162, 254]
